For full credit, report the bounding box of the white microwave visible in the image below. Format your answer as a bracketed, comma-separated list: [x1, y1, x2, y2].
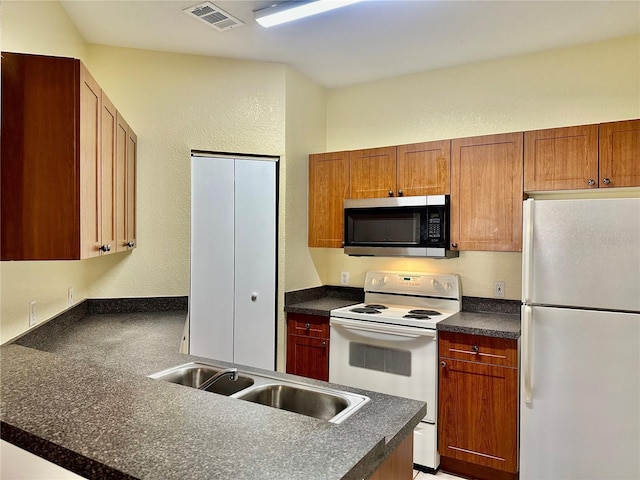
[343, 195, 457, 258]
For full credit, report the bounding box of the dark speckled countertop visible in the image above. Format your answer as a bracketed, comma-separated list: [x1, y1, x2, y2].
[284, 287, 521, 339]
[1, 306, 425, 480]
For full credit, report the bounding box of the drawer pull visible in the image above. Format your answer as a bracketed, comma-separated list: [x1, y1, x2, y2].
[440, 361, 446, 368]
[305, 323, 311, 330]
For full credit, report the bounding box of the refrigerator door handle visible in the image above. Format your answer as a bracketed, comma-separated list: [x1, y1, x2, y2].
[523, 305, 533, 404]
[521, 199, 534, 303]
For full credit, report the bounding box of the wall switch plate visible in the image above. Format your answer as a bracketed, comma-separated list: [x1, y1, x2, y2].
[68, 286, 74, 307]
[494, 281, 505, 298]
[340, 271, 350, 286]
[29, 300, 37, 326]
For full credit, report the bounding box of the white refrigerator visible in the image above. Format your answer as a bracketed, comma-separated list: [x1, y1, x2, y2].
[521, 197, 640, 480]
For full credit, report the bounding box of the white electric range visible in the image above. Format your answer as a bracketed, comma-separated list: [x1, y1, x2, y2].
[329, 270, 461, 471]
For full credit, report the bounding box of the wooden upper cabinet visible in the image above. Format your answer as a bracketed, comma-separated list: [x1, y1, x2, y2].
[1, 52, 136, 260]
[451, 133, 524, 252]
[115, 113, 138, 252]
[524, 124, 598, 191]
[599, 119, 640, 188]
[308, 151, 350, 248]
[101, 93, 118, 256]
[397, 140, 451, 196]
[349, 147, 397, 199]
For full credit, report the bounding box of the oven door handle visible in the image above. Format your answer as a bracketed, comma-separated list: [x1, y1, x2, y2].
[330, 317, 437, 339]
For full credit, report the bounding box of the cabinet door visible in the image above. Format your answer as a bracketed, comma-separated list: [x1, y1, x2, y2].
[190, 156, 236, 363]
[451, 133, 523, 251]
[115, 114, 129, 253]
[524, 124, 598, 191]
[349, 146, 397, 199]
[308, 152, 349, 247]
[599, 119, 640, 188]
[79, 63, 102, 259]
[234, 159, 277, 370]
[126, 127, 138, 249]
[100, 93, 117, 255]
[286, 335, 329, 381]
[438, 358, 518, 473]
[397, 140, 450, 196]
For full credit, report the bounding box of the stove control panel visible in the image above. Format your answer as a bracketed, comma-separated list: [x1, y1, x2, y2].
[365, 270, 461, 300]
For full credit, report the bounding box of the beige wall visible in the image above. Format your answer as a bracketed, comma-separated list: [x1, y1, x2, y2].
[316, 34, 640, 299]
[1, 0, 638, 341]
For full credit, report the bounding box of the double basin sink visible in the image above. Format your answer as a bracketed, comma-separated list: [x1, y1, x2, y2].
[149, 362, 369, 424]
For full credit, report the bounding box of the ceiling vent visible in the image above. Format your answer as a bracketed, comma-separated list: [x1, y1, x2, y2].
[183, 2, 244, 32]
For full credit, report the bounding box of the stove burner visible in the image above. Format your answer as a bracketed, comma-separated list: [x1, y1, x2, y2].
[364, 304, 388, 310]
[407, 309, 442, 316]
[403, 314, 431, 319]
[351, 307, 382, 314]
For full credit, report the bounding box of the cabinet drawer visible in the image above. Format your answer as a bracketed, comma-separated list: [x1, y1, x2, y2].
[439, 331, 517, 367]
[287, 313, 330, 338]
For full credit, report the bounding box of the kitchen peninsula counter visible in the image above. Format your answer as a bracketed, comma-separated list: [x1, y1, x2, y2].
[1, 307, 425, 480]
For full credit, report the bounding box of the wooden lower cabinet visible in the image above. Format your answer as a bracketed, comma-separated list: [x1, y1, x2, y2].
[286, 313, 330, 381]
[370, 433, 414, 480]
[438, 331, 518, 480]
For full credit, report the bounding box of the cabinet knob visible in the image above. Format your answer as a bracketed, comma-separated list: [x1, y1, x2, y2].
[472, 345, 479, 353]
[603, 178, 611, 185]
[398, 189, 403, 196]
[451, 243, 458, 248]
[440, 361, 446, 368]
[321, 341, 327, 348]
[305, 323, 311, 330]
[251, 292, 258, 302]
[587, 179, 596, 186]
[125, 241, 135, 248]
[99, 244, 111, 252]
[388, 190, 394, 197]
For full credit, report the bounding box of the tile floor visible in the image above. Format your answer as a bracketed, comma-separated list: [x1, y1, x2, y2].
[413, 469, 464, 479]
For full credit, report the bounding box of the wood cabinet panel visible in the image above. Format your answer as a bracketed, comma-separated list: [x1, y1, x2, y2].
[287, 313, 330, 338]
[599, 119, 640, 188]
[439, 331, 517, 367]
[349, 147, 397, 199]
[1, 53, 79, 260]
[79, 64, 102, 259]
[126, 129, 137, 250]
[286, 335, 329, 381]
[397, 140, 451, 196]
[101, 93, 117, 255]
[439, 331, 519, 478]
[450, 133, 523, 252]
[308, 152, 350, 248]
[524, 124, 598, 191]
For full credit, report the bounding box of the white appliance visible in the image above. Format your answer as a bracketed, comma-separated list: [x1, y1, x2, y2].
[330, 270, 461, 471]
[189, 154, 277, 370]
[521, 197, 640, 480]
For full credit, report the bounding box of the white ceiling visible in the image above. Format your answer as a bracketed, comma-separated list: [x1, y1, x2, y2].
[60, 0, 640, 88]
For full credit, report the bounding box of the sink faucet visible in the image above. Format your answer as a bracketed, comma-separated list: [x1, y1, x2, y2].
[198, 368, 238, 391]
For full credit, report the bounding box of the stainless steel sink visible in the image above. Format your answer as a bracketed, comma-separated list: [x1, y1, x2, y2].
[235, 384, 350, 421]
[149, 362, 369, 423]
[148, 362, 254, 396]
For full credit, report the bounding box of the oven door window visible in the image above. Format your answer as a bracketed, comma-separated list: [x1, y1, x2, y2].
[349, 342, 412, 376]
[345, 207, 423, 246]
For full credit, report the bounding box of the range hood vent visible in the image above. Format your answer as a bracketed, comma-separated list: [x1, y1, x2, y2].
[183, 2, 244, 32]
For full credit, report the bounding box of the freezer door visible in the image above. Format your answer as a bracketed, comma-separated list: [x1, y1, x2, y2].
[522, 198, 640, 311]
[520, 306, 640, 480]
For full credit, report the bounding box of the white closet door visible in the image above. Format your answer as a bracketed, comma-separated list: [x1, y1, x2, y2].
[189, 156, 235, 362]
[234, 159, 276, 370]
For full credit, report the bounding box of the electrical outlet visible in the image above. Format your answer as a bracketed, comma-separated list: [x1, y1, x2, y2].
[494, 281, 505, 299]
[29, 300, 37, 326]
[68, 286, 74, 307]
[340, 271, 350, 286]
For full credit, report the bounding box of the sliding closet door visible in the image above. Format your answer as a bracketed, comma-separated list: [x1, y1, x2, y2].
[234, 159, 277, 370]
[189, 156, 235, 361]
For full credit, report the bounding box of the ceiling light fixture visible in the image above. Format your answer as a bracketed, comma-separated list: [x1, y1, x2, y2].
[254, 0, 364, 28]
